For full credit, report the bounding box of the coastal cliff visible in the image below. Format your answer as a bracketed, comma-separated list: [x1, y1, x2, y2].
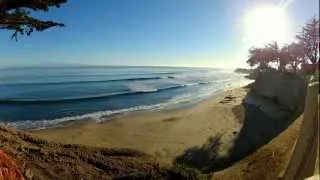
[249, 72, 307, 113]
[230, 72, 308, 162]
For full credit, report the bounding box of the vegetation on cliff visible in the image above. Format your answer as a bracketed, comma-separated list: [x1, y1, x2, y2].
[0, 125, 207, 179]
[247, 18, 319, 74]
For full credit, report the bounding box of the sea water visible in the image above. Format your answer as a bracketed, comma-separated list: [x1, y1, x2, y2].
[0, 66, 250, 129]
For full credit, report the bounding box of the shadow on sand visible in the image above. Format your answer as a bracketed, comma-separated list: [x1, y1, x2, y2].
[174, 93, 300, 173]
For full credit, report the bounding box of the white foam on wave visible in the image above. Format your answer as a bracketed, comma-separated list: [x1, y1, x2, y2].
[8, 90, 208, 130]
[8, 106, 157, 130]
[127, 82, 158, 93]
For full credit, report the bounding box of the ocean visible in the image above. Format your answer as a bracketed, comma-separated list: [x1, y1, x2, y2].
[0, 66, 250, 130]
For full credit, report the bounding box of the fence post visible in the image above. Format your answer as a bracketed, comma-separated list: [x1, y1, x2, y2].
[280, 77, 319, 180]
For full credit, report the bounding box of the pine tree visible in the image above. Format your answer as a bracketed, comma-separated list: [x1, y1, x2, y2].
[0, 0, 67, 40]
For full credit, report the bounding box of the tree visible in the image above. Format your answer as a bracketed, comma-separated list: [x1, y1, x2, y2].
[296, 18, 319, 65]
[247, 42, 304, 73]
[280, 43, 304, 72]
[247, 47, 269, 70]
[264, 42, 283, 71]
[0, 0, 67, 40]
[247, 42, 281, 71]
[247, 18, 319, 74]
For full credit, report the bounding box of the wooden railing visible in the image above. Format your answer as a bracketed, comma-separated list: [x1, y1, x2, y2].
[279, 78, 319, 180]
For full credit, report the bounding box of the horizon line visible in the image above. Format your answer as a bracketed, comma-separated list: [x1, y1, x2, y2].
[0, 64, 238, 70]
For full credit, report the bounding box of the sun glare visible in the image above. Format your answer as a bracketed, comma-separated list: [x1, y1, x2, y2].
[244, 5, 291, 46]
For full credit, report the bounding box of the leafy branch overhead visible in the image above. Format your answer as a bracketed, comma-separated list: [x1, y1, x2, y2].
[0, 0, 67, 40]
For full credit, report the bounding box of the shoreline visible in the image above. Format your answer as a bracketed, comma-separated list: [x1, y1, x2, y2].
[11, 84, 246, 131]
[32, 86, 248, 164]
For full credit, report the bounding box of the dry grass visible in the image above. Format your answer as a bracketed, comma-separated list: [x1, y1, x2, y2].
[0, 125, 192, 180]
[0, 150, 24, 180]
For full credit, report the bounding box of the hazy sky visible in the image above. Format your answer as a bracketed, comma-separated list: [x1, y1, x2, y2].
[0, 0, 318, 68]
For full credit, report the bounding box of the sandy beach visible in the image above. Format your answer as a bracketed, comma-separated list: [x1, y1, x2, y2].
[32, 87, 248, 164]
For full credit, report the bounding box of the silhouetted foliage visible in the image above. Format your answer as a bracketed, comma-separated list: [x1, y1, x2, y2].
[296, 18, 319, 65]
[247, 42, 283, 71]
[175, 133, 230, 173]
[0, 0, 67, 40]
[247, 18, 319, 73]
[280, 43, 305, 72]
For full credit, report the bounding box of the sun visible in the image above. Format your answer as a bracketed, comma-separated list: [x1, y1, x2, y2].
[243, 5, 291, 46]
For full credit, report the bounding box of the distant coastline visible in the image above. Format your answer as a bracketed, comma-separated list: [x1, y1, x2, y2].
[234, 68, 254, 74]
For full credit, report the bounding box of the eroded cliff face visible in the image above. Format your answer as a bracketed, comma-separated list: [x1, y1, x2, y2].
[250, 72, 308, 114]
[229, 72, 308, 163]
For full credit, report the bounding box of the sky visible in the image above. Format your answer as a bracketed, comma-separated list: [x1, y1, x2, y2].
[0, 0, 319, 68]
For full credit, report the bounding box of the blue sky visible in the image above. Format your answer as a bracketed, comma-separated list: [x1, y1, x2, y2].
[0, 0, 318, 68]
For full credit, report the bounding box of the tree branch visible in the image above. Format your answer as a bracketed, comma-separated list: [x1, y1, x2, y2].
[0, 0, 67, 12]
[0, 0, 67, 40]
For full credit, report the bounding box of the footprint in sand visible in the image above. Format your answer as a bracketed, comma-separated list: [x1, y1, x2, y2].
[162, 117, 180, 122]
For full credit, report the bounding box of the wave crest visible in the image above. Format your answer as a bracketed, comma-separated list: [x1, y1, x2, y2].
[0, 80, 222, 105]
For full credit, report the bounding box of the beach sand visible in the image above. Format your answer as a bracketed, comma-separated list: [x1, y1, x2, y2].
[32, 87, 248, 164]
